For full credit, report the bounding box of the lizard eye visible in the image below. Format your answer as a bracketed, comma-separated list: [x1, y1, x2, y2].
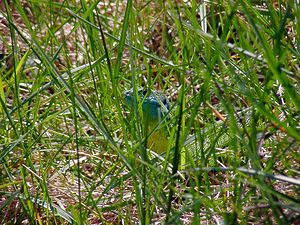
[162, 98, 170, 109]
[162, 98, 167, 105]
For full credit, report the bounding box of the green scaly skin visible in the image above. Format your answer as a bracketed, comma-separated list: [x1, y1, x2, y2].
[124, 88, 170, 153]
[124, 88, 254, 157]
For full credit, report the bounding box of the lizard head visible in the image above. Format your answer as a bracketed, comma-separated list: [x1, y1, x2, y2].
[124, 88, 170, 122]
[123, 88, 171, 153]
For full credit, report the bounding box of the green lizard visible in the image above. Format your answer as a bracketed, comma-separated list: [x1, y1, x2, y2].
[124, 88, 171, 153]
[123, 88, 253, 156]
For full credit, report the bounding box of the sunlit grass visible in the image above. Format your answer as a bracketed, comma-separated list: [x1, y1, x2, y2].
[0, 0, 299, 224]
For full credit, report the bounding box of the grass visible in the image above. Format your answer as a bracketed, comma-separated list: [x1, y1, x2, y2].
[0, 0, 299, 224]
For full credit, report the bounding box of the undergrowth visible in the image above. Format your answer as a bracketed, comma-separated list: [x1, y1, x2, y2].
[0, 0, 299, 224]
